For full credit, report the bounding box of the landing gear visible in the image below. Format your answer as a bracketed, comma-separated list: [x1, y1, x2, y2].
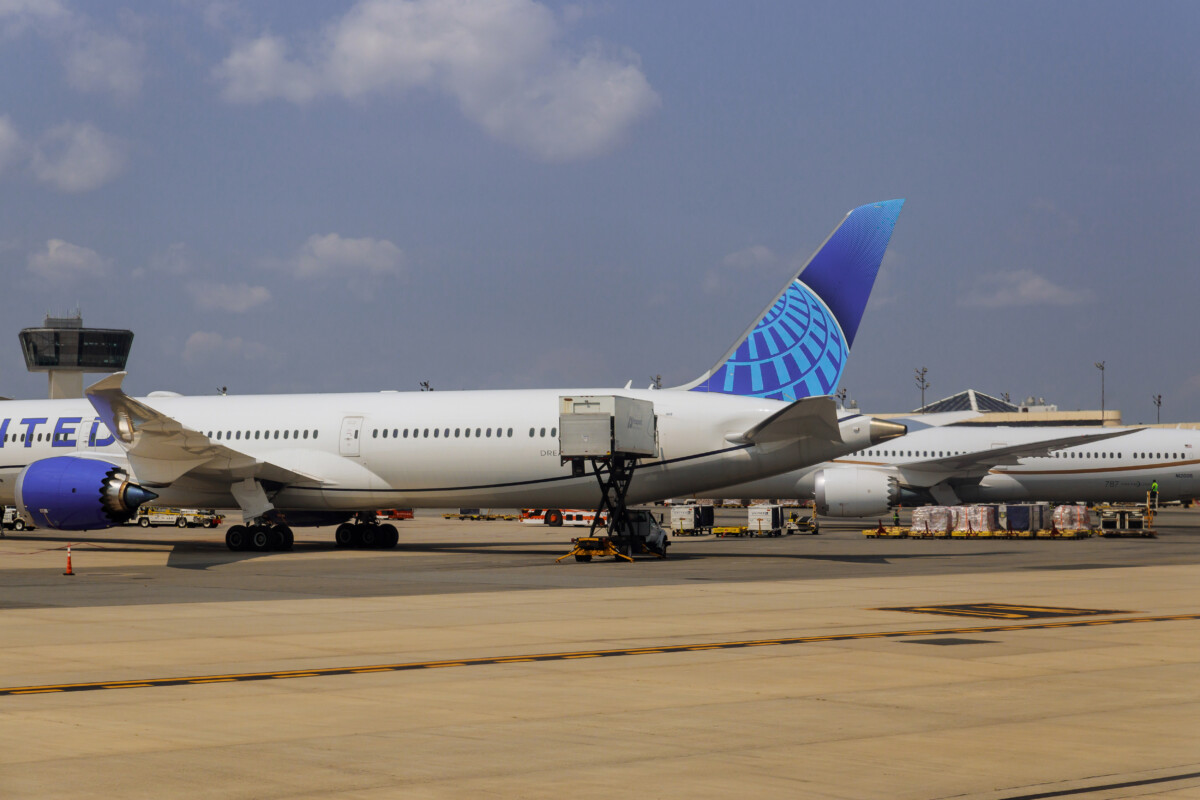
[333, 516, 398, 549]
[224, 523, 295, 552]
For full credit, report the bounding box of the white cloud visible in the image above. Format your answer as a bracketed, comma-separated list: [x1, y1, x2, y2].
[187, 281, 272, 313]
[27, 239, 110, 282]
[31, 121, 126, 192]
[962, 269, 1093, 308]
[183, 330, 269, 364]
[63, 30, 144, 100]
[0, 0, 67, 30]
[703, 244, 777, 294]
[0, 115, 21, 175]
[285, 232, 405, 278]
[141, 242, 196, 277]
[214, 0, 659, 161]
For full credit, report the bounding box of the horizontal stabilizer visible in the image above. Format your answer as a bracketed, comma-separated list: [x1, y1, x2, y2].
[738, 396, 841, 445]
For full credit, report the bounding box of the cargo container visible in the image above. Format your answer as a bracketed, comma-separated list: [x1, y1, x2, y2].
[670, 504, 715, 535]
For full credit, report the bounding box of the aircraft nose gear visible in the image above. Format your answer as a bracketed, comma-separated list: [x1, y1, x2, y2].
[224, 523, 294, 552]
[333, 513, 399, 549]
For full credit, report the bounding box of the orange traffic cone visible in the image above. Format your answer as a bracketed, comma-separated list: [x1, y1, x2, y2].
[63, 546, 74, 577]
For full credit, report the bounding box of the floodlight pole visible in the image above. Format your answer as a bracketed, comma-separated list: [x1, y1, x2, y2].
[914, 367, 930, 410]
[1152, 394, 1162, 424]
[1094, 361, 1105, 417]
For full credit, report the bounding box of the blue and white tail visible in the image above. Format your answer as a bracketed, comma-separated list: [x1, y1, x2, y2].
[680, 199, 904, 401]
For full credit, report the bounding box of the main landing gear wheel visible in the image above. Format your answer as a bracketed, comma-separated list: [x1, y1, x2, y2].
[226, 525, 248, 550]
[225, 524, 294, 552]
[333, 522, 397, 549]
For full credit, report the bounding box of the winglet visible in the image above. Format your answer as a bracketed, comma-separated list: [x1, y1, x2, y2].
[682, 199, 904, 401]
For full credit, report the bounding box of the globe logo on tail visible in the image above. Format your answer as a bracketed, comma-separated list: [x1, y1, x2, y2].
[700, 279, 848, 401]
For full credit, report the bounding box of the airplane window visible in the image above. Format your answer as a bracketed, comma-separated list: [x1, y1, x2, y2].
[551, 427, 556, 437]
[486, 428, 492, 437]
[529, 428, 535, 437]
[540, 427, 546, 437]
[373, 429, 378, 438]
[475, 428, 481, 437]
[283, 430, 289, 439]
[464, 428, 471, 438]
[423, 428, 429, 437]
[392, 429, 398, 438]
[455, 429, 460, 438]
[234, 431, 240, 440]
[273, 431, 279, 439]
[303, 430, 309, 439]
[434, 428, 440, 438]
[507, 428, 513, 437]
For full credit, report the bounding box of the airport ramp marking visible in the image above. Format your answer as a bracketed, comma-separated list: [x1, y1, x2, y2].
[1, 612, 1197, 698]
[880, 603, 1128, 619]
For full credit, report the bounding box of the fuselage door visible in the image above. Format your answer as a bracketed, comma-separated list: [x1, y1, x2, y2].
[339, 416, 364, 457]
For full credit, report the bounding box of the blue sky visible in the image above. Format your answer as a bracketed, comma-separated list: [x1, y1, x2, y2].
[1, 0, 1197, 423]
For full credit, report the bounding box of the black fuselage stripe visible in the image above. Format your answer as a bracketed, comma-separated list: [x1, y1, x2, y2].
[290, 443, 754, 494]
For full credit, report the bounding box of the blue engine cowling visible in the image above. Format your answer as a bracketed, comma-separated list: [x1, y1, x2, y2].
[15, 457, 159, 531]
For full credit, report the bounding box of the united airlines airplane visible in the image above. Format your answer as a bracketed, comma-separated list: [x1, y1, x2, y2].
[0, 200, 907, 550]
[717, 419, 1200, 516]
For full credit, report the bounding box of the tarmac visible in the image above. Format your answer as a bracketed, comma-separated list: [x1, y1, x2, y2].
[2, 508, 1198, 799]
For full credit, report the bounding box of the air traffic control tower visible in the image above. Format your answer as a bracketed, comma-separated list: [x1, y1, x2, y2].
[19, 314, 134, 399]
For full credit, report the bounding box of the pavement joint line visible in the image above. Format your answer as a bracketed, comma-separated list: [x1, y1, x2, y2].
[2, 612, 1196, 698]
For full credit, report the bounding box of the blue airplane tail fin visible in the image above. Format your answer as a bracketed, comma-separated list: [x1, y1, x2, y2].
[680, 199, 904, 401]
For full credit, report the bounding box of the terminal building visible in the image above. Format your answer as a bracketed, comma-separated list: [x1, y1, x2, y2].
[19, 313, 134, 399]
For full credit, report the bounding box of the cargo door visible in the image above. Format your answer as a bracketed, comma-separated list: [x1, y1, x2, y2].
[339, 416, 364, 457]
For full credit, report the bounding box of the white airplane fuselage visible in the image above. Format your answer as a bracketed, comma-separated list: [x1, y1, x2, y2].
[719, 425, 1200, 505]
[0, 388, 878, 513]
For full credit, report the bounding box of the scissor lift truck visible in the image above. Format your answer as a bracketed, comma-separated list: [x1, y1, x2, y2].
[558, 395, 662, 560]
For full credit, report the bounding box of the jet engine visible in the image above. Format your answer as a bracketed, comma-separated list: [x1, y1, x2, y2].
[814, 468, 900, 517]
[15, 457, 158, 531]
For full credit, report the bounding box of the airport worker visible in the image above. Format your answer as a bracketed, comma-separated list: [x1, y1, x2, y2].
[1150, 479, 1159, 507]
[892, 507, 900, 527]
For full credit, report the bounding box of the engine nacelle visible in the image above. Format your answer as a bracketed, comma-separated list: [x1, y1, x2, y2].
[16, 457, 158, 531]
[814, 468, 899, 517]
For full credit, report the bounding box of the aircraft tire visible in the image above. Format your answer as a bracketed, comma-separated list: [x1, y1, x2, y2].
[275, 525, 294, 551]
[379, 524, 398, 548]
[250, 526, 270, 551]
[226, 525, 247, 551]
[360, 525, 379, 548]
[545, 509, 563, 527]
[139, 517, 151, 528]
[334, 523, 355, 548]
[267, 527, 285, 550]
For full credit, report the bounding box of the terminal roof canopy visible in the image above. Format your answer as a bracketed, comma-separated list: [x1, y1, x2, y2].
[915, 389, 1017, 414]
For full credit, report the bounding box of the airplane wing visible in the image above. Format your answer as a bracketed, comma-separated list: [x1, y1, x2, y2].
[739, 396, 841, 445]
[85, 372, 320, 486]
[895, 427, 1140, 486]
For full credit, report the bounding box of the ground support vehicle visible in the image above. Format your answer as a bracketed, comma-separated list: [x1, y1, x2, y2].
[135, 507, 222, 529]
[519, 508, 604, 527]
[1, 506, 33, 531]
[670, 504, 714, 536]
[443, 509, 517, 521]
[376, 508, 414, 521]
